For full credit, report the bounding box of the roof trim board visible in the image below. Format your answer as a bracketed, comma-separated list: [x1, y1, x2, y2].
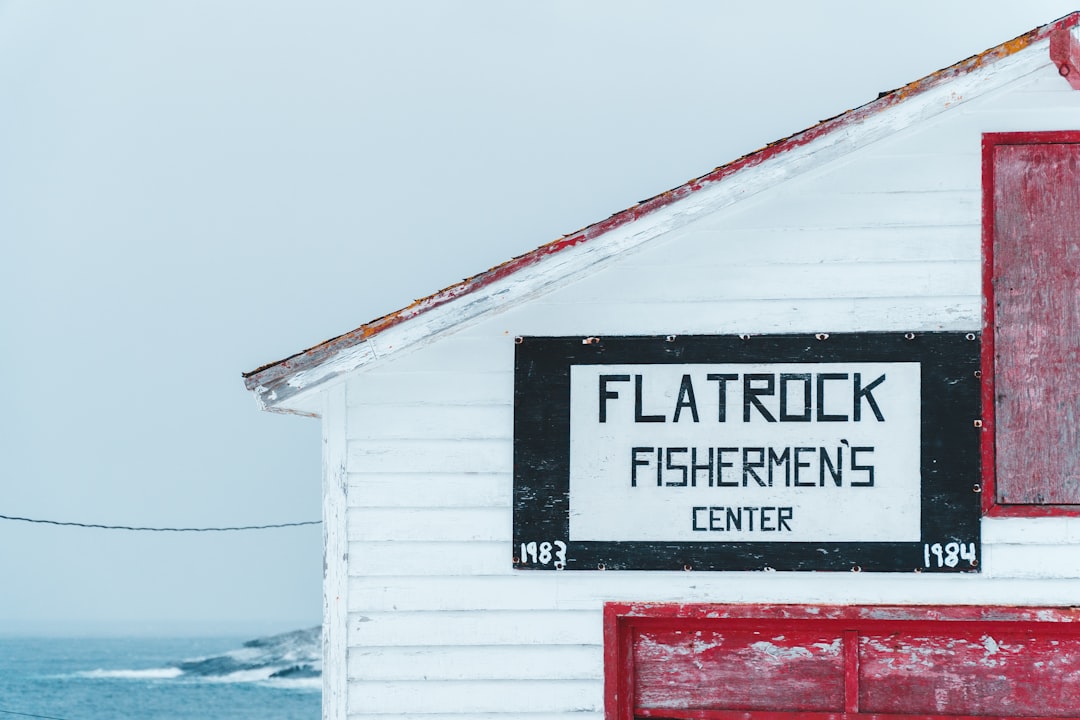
[244, 13, 1079, 414]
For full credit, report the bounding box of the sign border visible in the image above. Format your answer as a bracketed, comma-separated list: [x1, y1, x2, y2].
[513, 332, 982, 572]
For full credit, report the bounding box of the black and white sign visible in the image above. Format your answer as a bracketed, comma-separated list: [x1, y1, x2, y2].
[513, 333, 981, 572]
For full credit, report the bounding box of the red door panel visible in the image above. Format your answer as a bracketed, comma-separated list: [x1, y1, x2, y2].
[606, 604, 1080, 720]
[859, 630, 1080, 716]
[634, 627, 845, 713]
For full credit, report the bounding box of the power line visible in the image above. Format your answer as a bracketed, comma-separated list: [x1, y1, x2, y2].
[0, 514, 320, 532]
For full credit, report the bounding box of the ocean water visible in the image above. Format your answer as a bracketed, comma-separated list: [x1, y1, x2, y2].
[0, 630, 320, 720]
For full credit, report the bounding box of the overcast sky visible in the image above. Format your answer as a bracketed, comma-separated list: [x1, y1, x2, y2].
[1, 1, 1076, 635]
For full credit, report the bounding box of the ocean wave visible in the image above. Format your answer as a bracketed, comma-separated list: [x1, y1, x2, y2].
[178, 627, 321, 686]
[75, 627, 321, 689]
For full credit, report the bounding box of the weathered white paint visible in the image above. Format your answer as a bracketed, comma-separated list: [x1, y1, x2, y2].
[348, 404, 513, 441]
[347, 474, 510, 508]
[326, 60, 1080, 718]
[240, 35, 1080, 719]
[346, 575, 1080, 613]
[348, 440, 510, 474]
[347, 507, 507, 542]
[343, 371, 512, 406]
[552, 260, 978, 304]
[322, 386, 348, 720]
[348, 679, 601, 715]
[347, 645, 602, 682]
[482, 297, 981, 336]
[348, 541, 505, 576]
[347, 610, 603, 646]
[983, 516, 1080, 544]
[983, 545, 1080, 578]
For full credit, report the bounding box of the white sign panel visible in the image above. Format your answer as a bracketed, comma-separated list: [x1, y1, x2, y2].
[569, 363, 921, 543]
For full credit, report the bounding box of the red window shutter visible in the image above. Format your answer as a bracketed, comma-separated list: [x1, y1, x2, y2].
[985, 133, 1080, 512]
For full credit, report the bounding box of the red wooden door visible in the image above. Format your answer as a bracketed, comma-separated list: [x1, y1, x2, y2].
[605, 604, 1080, 719]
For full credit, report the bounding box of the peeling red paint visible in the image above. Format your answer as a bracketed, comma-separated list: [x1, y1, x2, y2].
[244, 13, 1080, 396]
[1051, 27, 1080, 89]
[982, 131, 1080, 517]
[606, 603, 1080, 720]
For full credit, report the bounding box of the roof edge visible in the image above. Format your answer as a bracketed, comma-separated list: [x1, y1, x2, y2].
[244, 11, 1079, 398]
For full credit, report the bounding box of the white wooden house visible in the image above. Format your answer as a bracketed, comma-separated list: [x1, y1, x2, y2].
[246, 13, 1080, 720]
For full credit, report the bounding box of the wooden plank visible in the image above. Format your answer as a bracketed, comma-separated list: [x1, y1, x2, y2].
[718, 190, 977, 231]
[348, 371, 512, 406]
[347, 574, 1080, 612]
[356, 334, 511, 374]
[634, 627, 845, 713]
[347, 439, 511, 474]
[992, 141, 1080, 505]
[859, 630, 1080, 716]
[496, 297, 980, 337]
[347, 679, 601, 715]
[857, 118, 980, 157]
[348, 541, 505, 576]
[605, 603, 634, 720]
[346, 507, 508, 542]
[619, 226, 979, 267]
[981, 516, 1078, 544]
[1008, 65, 1080, 91]
[970, 94, 1080, 120]
[547, 260, 979, 304]
[974, 112, 1080, 141]
[323, 387, 349, 720]
[843, 630, 859, 714]
[349, 575, 560, 612]
[348, 610, 602, 647]
[348, 473, 510, 508]
[972, 87, 1080, 110]
[790, 154, 979, 194]
[981, 543, 1080, 578]
[347, 404, 512, 441]
[347, 644, 601, 681]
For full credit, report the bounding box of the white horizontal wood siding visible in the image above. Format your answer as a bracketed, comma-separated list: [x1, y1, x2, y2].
[340, 63, 1080, 718]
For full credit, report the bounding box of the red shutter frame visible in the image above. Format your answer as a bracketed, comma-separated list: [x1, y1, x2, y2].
[982, 130, 1080, 517]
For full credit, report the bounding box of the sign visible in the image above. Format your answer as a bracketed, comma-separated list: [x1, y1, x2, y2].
[513, 333, 981, 572]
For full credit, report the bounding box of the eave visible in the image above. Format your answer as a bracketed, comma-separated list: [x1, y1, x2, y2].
[243, 12, 1080, 415]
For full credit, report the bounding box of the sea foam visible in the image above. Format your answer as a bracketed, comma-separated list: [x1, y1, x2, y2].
[77, 667, 184, 680]
[75, 627, 321, 688]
